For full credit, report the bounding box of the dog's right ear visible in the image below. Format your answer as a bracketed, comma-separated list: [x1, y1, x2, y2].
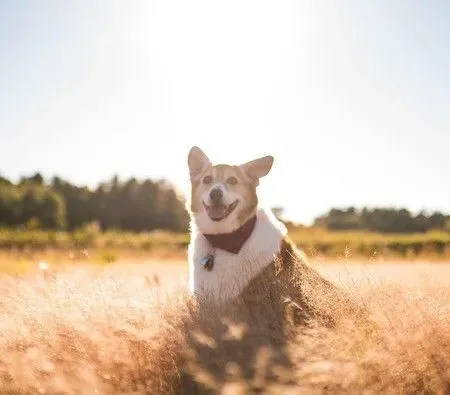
[188, 146, 211, 179]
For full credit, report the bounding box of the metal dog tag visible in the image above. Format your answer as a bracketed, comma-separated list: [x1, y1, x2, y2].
[201, 254, 215, 272]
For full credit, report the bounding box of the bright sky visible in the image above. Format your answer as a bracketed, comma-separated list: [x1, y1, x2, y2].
[1, 1, 449, 224]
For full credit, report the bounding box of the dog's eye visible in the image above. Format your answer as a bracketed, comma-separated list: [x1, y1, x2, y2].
[227, 176, 238, 185]
[202, 175, 213, 184]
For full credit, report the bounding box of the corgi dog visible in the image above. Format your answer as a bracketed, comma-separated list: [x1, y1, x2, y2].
[187, 146, 312, 304]
[182, 147, 375, 393]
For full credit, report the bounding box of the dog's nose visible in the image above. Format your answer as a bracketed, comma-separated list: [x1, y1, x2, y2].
[209, 188, 223, 203]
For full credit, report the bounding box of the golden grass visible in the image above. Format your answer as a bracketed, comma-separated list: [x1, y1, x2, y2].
[0, 258, 448, 394]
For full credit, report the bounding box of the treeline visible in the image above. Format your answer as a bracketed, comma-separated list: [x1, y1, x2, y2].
[0, 173, 188, 232]
[1, 173, 449, 235]
[314, 207, 450, 233]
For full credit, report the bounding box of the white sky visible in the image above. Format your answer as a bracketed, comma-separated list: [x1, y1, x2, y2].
[1, 1, 449, 224]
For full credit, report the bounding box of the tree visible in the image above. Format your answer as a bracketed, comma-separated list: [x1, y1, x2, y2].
[20, 172, 44, 185]
[0, 173, 189, 232]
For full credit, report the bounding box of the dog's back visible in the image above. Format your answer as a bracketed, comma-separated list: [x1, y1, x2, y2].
[235, 236, 370, 328]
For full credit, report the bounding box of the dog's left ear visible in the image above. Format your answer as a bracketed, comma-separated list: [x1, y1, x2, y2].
[241, 155, 274, 182]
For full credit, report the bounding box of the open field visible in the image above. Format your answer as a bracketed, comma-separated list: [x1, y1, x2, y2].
[0, 254, 448, 394]
[1, 226, 450, 259]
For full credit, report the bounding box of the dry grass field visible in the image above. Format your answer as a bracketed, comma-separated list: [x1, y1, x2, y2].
[0, 254, 448, 394]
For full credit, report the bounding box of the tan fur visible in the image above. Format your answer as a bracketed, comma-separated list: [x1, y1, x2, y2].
[188, 147, 273, 235]
[190, 164, 258, 226]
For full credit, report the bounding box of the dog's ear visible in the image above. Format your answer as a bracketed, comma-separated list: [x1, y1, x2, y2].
[188, 146, 212, 179]
[241, 155, 274, 182]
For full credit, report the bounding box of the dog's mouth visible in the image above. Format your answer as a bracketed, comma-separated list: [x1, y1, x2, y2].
[203, 200, 239, 222]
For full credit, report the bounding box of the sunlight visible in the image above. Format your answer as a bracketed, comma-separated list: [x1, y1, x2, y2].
[1, 1, 449, 224]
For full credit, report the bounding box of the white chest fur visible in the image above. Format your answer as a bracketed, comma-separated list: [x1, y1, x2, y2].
[188, 208, 287, 302]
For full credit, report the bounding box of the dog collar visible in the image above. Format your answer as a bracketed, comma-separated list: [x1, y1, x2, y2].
[202, 215, 257, 254]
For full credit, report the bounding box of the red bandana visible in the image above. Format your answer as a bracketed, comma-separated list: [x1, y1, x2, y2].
[203, 215, 257, 254]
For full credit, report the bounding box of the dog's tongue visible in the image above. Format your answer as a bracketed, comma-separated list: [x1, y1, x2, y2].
[208, 205, 227, 220]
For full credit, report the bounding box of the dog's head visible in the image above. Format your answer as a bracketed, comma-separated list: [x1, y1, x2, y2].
[188, 146, 274, 234]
